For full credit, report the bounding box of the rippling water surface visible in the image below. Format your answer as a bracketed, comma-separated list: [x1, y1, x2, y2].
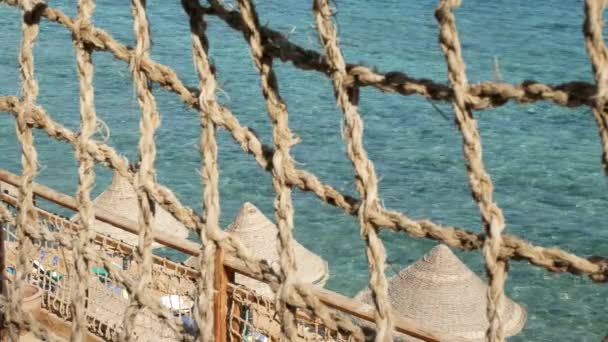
[1, 1, 607, 340]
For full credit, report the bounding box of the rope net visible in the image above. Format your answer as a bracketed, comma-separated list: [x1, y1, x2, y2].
[0, 0, 607, 341]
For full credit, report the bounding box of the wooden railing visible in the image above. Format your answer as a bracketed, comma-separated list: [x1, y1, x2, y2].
[0, 168, 443, 342]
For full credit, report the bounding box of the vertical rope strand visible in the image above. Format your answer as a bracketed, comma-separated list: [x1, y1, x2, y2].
[121, 0, 160, 340]
[235, 0, 300, 339]
[181, 1, 221, 340]
[435, 1, 507, 341]
[583, 0, 608, 174]
[9, 1, 43, 340]
[70, 0, 97, 340]
[313, 1, 393, 341]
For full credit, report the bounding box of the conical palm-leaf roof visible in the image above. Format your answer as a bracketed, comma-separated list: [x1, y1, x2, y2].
[186, 202, 329, 297]
[72, 173, 190, 248]
[356, 244, 527, 341]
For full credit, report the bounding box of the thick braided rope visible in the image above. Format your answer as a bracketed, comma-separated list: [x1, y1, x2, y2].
[70, 0, 97, 339]
[313, 1, 393, 340]
[121, 0, 160, 339]
[583, 0, 608, 174]
[435, 1, 508, 340]
[8, 1, 43, 340]
[181, 1, 221, 340]
[236, 0, 301, 338]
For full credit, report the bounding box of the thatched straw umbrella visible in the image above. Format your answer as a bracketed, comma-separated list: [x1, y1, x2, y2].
[186, 202, 329, 297]
[355, 244, 527, 341]
[72, 172, 190, 248]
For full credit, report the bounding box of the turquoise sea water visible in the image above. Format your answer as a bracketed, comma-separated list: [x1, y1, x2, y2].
[1, 0, 607, 340]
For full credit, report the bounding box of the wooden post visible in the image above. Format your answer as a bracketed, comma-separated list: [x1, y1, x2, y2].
[213, 247, 231, 342]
